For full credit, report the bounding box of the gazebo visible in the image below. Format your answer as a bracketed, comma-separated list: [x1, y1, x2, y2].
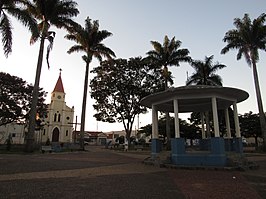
[140, 85, 249, 167]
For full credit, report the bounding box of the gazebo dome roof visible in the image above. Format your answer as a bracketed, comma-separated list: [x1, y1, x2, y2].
[140, 85, 249, 113]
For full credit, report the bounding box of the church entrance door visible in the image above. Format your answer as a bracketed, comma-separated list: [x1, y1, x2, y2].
[52, 127, 60, 142]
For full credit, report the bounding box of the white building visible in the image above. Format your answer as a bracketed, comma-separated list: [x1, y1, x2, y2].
[0, 122, 25, 144]
[0, 72, 74, 145]
[41, 71, 74, 143]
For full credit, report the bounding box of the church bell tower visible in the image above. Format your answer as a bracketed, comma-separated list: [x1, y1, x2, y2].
[42, 69, 74, 143]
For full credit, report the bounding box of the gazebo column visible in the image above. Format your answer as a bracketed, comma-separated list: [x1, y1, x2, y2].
[233, 101, 243, 153]
[233, 102, 241, 138]
[225, 108, 232, 138]
[211, 97, 225, 155]
[174, 99, 180, 138]
[212, 97, 220, 137]
[151, 105, 161, 157]
[224, 108, 233, 151]
[152, 105, 158, 139]
[171, 99, 185, 164]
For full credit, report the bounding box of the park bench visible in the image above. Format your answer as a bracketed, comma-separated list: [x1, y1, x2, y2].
[41, 145, 52, 153]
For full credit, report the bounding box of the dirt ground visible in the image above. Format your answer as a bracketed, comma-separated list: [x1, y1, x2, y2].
[0, 146, 265, 199]
[242, 153, 266, 198]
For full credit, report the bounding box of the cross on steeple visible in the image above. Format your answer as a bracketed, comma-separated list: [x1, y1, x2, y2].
[59, 68, 62, 76]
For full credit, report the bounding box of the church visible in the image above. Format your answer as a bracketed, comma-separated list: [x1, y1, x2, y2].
[41, 71, 75, 143]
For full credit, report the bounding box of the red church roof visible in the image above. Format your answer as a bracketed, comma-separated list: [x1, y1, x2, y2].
[53, 73, 65, 93]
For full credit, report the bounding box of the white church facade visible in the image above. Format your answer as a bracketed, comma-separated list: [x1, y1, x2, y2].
[41, 72, 75, 143]
[0, 72, 75, 145]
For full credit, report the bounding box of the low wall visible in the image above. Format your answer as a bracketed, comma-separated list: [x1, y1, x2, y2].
[171, 138, 227, 167]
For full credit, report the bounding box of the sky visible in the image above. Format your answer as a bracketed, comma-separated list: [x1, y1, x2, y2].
[1, 0, 266, 132]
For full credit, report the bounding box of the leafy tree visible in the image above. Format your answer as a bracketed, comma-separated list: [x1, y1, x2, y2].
[65, 16, 115, 150]
[0, 0, 38, 57]
[139, 116, 200, 141]
[239, 111, 262, 148]
[146, 35, 191, 148]
[221, 13, 266, 150]
[90, 57, 164, 142]
[189, 109, 235, 138]
[158, 116, 200, 140]
[138, 124, 152, 137]
[25, 0, 79, 152]
[0, 72, 47, 126]
[186, 55, 226, 86]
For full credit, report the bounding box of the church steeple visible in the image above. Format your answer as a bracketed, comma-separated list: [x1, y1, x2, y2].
[53, 69, 65, 93]
[51, 69, 65, 102]
[44, 68, 74, 144]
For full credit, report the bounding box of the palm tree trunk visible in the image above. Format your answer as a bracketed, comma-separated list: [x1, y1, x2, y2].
[25, 37, 45, 152]
[165, 112, 171, 149]
[205, 112, 210, 137]
[80, 61, 90, 150]
[163, 66, 171, 150]
[163, 66, 171, 149]
[252, 62, 266, 150]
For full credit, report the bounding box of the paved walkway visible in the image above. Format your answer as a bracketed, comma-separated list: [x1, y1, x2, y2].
[0, 146, 265, 199]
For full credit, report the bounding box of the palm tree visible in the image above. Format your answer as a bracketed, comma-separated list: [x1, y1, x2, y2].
[65, 17, 116, 150]
[186, 55, 226, 86]
[146, 35, 191, 148]
[0, 0, 38, 57]
[186, 55, 226, 138]
[147, 35, 191, 88]
[25, 0, 79, 152]
[221, 13, 266, 150]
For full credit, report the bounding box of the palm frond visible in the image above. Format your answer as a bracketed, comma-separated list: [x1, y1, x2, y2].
[67, 44, 85, 54]
[7, 6, 38, 38]
[65, 16, 115, 63]
[0, 13, 12, 57]
[150, 41, 162, 53]
[46, 32, 55, 69]
[187, 55, 225, 86]
[222, 13, 266, 66]
[146, 35, 191, 88]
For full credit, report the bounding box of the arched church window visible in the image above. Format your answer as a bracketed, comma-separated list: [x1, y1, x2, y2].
[58, 114, 61, 122]
[54, 113, 57, 122]
[66, 130, 68, 136]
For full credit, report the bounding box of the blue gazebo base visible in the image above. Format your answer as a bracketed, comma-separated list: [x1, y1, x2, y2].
[221, 138, 244, 153]
[171, 154, 227, 167]
[233, 137, 243, 153]
[151, 139, 162, 158]
[171, 137, 227, 167]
